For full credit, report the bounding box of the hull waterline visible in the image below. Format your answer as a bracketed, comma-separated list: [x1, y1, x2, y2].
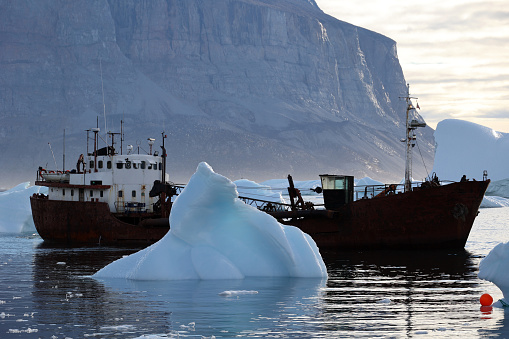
[30, 196, 169, 246]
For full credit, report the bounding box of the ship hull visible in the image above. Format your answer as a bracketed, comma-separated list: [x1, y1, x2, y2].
[30, 195, 169, 246]
[31, 180, 488, 249]
[273, 180, 489, 249]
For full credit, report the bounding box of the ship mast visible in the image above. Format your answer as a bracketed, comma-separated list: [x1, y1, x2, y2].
[402, 84, 426, 193]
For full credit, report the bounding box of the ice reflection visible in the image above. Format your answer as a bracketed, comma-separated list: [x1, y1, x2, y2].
[94, 277, 327, 337]
[31, 243, 327, 337]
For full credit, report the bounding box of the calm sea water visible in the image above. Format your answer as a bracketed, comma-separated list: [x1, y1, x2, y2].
[0, 207, 508, 338]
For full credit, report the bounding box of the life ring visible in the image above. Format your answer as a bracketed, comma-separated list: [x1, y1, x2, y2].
[40, 168, 47, 173]
[49, 170, 55, 174]
[57, 170, 63, 174]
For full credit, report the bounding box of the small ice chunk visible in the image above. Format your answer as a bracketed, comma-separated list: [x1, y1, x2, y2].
[218, 290, 259, 297]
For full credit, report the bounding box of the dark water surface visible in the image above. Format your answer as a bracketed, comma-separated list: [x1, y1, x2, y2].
[1, 207, 508, 338]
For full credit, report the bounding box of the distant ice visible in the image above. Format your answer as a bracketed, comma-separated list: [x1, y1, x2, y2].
[0, 182, 47, 233]
[481, 196, 509, 208]
[260, 178, 321, 196]
[433, 119, 509, 182]
[93, 162, 327, 280]
[432, 119, 509, 208]
[234, 179, 286, 203]
[478, 242, 509, 307]
[355, 177, 384, 187]
[486, 178, 509, 198]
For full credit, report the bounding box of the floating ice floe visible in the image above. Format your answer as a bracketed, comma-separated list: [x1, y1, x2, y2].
[478, 242, 509, 307]
[218, 290, 259, 297]
[93, 162, 327, 280]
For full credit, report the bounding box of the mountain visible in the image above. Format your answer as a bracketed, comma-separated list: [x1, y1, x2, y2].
[0, 0, 434, 188]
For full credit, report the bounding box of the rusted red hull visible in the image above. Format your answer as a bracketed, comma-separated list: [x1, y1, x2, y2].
[31, 180, 489, 249]
[274, 180, 490, 249]
[30, 196, 169, 246]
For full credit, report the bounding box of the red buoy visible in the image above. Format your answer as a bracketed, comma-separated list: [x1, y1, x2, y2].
[480, 293, 493, 306]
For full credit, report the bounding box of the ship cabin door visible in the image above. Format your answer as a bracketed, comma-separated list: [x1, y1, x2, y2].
[79, 188, 84, 202]
[319, 174, 354, 210]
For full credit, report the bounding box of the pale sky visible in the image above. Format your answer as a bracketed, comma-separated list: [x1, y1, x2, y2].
[315, 0, 509, 132]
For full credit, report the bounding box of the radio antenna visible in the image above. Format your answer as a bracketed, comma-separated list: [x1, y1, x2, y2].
[100, 59, 107, 136]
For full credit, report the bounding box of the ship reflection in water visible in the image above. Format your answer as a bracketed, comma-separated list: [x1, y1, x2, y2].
[6, 237, 499, 337]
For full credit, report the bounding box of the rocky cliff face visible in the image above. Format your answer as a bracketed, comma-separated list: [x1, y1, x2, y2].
[0, 0, 434, 187]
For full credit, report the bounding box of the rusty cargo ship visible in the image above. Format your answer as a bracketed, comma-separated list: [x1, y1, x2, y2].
[31, 92, 489, 249]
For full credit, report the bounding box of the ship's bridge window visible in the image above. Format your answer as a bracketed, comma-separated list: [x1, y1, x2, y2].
[132, 190, 136, 198]
[98, 160, 103, 169]
[116, 162, 124, 169]
[141, 161, 146, 169]
[118, 190, 123, 198]
[158, 162, 162, 170]
[62, 189, 65, 196]
[335, 179, 345, 190]
[133, 162, 139, 169]
[107, 161, 112, 169]
[90, 160, 94, 169]
[320, 175, 349, 190]
[71, 189, 74, 197]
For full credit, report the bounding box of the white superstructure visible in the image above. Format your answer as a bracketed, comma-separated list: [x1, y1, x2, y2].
[39, 128, 168, 215]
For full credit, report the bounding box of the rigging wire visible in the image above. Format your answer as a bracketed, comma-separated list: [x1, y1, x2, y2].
[48, 142, 58, 170]
[415, 138, 430, 178]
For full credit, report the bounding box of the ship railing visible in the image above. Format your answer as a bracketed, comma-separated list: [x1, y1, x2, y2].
[114, 201, 148, 214]
[354, 178, 454, 200]
[174, 185, 185, 195]
[238, 196, 296, 212]
[354, 183, 405, 200]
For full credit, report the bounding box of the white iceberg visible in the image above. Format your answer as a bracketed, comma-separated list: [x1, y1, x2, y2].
[432, 119, 509, 207]
[478, 242, 509, 307]
[433, 119, 509, 182]
[486, 178, 509, 199]
[0, 182, 47, 233]
[93, 162, 327, 280]
[355, 177, 384, 187]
